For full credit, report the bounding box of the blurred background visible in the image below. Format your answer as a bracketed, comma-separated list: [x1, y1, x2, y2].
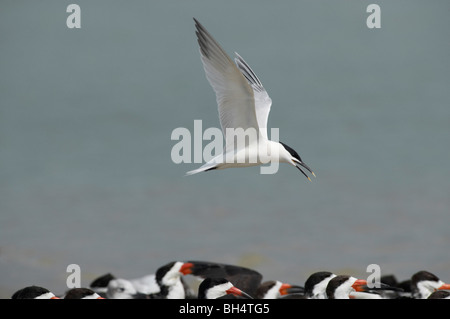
[1, 0, 449, 297]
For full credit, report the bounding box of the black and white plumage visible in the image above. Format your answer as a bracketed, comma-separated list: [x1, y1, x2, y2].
[304, 271, 337, 299]
[326, 275, 402, 299]
[326, 275, 370, 299]
[198, 278, 253, 299]
[63, 288, 104, 299]
[105, 278, 149, 299]
[411, 270, 450, 299]
[90, 273, 116, 298]
[255, 280, 304, 299]
[187, 18, 315, 180]
[91, 274, 151, 299]
[89, 262, 195, 299]
[11, 286, 59, 299]
[149, 261, 194, 299]
[185, 260, 263, 298]
[88, 260, 260, 299]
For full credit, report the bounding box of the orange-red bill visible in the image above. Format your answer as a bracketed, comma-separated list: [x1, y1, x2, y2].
[438, 283, 450, 290]
[279, 283, 293, 296]
[279, 283, 304, 295]
[351, 279, 368, 292]
[179, 262, 194, 275]
[226, 286, 252, 299]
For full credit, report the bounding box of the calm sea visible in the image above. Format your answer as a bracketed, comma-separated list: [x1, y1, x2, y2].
[1, 1, 449, 297]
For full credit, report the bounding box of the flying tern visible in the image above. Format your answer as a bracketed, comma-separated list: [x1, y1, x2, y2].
[187, 18, 315, 180]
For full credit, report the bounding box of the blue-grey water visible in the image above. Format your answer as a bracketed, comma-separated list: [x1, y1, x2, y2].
[1, 1, 449, 298]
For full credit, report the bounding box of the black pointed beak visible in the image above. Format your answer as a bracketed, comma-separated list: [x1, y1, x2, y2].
[293, 159, 315, 181]
[359, 282, 404, 293]
[280, 284, 305, 296]
[226, 286, 253, 299]
[285, 285, 305, 295]
[372, 283, 404, 292]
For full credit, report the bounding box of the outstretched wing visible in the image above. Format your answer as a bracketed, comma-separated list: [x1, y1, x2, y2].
[234, 52, 272, 139]
[187, 260, 263, 298]
[194, 18, 260, 142]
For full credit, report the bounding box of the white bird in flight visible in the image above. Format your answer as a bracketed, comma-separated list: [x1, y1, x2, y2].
[187, 18, 315, 181]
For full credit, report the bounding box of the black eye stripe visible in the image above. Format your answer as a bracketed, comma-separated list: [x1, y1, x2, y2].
[279, 142, 302, 162]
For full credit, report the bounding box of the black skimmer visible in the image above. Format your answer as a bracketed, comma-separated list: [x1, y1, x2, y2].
[147, 261, 195, 299]
[304, 271, 337, 299]
[255, 280, 304, 299]
[184, 260, 263, 298]
[90, 273, 116, 298]
[11, 286, 60, 299]
[326, 275, 400, 299]
[63, 288, 105, 299]
[198, 278, 253, 299]
[411, 270, 450, 299]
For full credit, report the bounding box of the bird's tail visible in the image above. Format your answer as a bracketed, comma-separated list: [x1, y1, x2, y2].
[185, 154, 224, 176]
[185, 165, 217, 176]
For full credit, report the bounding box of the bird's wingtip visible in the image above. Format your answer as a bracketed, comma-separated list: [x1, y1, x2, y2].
[193, 18, 202, 26]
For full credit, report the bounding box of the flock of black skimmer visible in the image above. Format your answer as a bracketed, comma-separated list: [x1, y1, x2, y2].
[10, 260, 450, 299]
